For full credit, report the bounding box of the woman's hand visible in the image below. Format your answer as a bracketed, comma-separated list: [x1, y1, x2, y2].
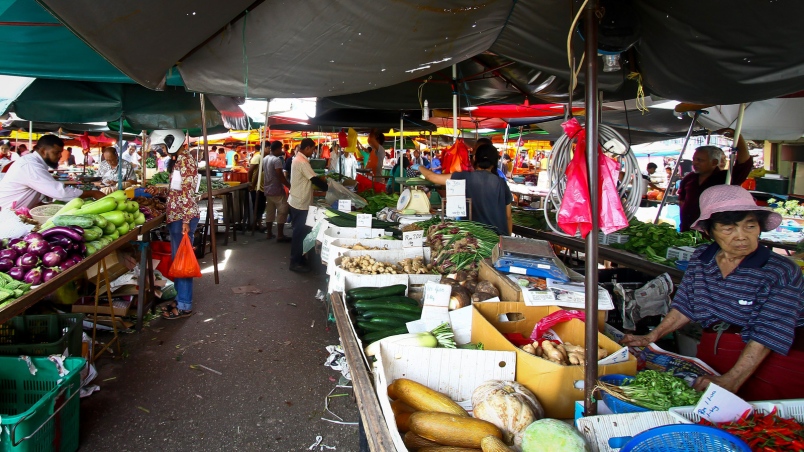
[182, 222, 190, 235]
[621, 331, 658, 347]
[693, 374, 738, 393]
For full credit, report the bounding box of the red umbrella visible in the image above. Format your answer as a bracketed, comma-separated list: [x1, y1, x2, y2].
[427, 116, 508, 130]
[469, 101, 582, 119]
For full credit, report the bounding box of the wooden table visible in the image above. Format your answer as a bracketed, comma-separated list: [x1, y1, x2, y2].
[200, 183, 251, 247]
[0, 215, 165, 329]
[513, 226, 685, 283]
[330, 292, 396, 451]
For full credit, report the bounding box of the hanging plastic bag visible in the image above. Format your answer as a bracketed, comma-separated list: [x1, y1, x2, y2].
[557, 119, 593, 237]
[598, 149, 629, 234]
[325, 179, 368, 209]
[529, 310, 586, 342]
[169, 233, 202, 278]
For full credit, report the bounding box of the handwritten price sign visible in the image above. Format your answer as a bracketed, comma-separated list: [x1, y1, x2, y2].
[402, 230, 424, 248]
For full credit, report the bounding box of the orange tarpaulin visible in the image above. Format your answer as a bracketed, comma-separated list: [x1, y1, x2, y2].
[441, 140, 472, 174]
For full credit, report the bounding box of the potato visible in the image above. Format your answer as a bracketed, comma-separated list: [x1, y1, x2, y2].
[475, 281, 499, 298]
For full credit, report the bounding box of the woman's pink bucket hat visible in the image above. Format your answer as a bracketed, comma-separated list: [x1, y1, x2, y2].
[691, 185, 782, 232]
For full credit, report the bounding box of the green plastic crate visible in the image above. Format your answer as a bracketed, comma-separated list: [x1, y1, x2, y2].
[0, 356, 85, 452]
[0, 314, 84, 357]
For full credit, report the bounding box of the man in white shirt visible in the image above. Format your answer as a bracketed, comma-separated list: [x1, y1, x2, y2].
[288, 138, 328, 273]
[122, 144, 140, 169]
[0, 135, 103, 210]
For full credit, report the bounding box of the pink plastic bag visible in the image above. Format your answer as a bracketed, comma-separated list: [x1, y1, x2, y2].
[557, 118, 628, 237]
[530, 309, 586, 342]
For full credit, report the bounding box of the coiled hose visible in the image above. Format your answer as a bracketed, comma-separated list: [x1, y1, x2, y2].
[542, 124, 642, 235]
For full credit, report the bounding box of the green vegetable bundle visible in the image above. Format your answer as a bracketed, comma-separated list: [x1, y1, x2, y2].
[198, 177, 228, 194]
[427, 220, 499, 273]
[610, 218, 708, 264]
[512, 209, 556, 231]
[360, 190, 400, 215]
[145, 157, 157, 168]
[597, 370, 702, 411]
[0, 272, 32, 307]
[147, 171, 170, 185]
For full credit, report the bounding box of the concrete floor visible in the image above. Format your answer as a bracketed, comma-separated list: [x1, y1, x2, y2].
[78, 228, 360, 451]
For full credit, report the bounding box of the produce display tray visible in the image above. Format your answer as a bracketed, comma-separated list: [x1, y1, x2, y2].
[669, 399, 804, 424]
[576, 411, 684, 452]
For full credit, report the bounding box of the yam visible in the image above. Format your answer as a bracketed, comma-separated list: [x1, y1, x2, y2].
[475, 281, 499, 298]
[471, 292, 497, 303]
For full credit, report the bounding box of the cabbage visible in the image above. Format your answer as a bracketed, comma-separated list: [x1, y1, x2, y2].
[519, 419, 589, 452]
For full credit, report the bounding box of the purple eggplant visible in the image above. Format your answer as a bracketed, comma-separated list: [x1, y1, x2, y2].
[23, 267, 42, 285]
[50, 246, 68, 261]
[48, 236, 73, 248]
[16, 253, 39, 270]
[10, 240, 28, 253]
[27, 239, 50, 257]
[42, 251, 62, 267]
[42, 267, 61, 282]
[0, 248, 18, 261]
[0, 257, 14, 272]
[41, 227, 84, 243]
[68, 226, 85, 235]
[7, 266, 25, 281]
[7, 238, 22, 248]
[61, 255, 82, 270]
[23, 232, 44, 242]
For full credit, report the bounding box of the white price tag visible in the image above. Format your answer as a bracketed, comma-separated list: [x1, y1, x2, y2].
[446, 195, 467, 217]
[321, 239, 331, 263]
[422, 282, 451, 307]
[330, 268, 345, 293]
[402, 230, 424, 248]
[337, 199, 351, 212]
[356, 227, 373, 239]
[446, 179, 466, 197]
[355, 214, 372, 228]
[693, 383, 752, 424]
[305, 206, 319, 227]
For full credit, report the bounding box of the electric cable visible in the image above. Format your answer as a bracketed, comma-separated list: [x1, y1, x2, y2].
[542, 123, 642, 236]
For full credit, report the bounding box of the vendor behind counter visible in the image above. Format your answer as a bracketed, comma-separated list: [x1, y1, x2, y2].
[623, 185, 804, 401]
[0, 135, 104, 210]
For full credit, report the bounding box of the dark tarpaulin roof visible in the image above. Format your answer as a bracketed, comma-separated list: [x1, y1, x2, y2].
[32, 0, 804, 104]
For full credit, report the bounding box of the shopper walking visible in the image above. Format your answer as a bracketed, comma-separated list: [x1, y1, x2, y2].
[262, 141, 291, 241]
[145, 130, 200, 319]
[288, 138, 328, 273]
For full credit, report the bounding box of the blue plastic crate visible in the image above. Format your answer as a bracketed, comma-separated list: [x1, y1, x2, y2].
[619, 425, 750, 452]
[599, 374, 652, 414]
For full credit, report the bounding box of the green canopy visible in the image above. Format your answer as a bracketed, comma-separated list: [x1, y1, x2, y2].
[0, 0, 183, 85]
[10, 79, 224, 130]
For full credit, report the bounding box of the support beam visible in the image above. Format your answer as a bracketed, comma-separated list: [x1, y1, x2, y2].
[200, 94, 219, 284]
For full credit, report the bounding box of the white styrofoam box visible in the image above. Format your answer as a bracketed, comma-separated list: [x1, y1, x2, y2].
[576, 411, 684, 452]
[375, 342, 517, 452]
[328, 249, 435, 294]
[322, 224, 387, 243]
[669, 402, 776, 424]
[666, 245, 698, 262]
[599, 233, 630, 246]
[328, 264, 408, 295]
[324, 238, 402, 273]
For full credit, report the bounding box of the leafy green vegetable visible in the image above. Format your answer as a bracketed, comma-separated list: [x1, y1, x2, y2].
[609, 218, 708, 263]
[360, 190, 400, 215]
[601, 370, 702, 411]
[147, 171, 170, 185]
[145, 157, 157, 168]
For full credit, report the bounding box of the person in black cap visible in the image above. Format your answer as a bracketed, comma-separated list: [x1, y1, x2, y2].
[416, 143, 513, 235]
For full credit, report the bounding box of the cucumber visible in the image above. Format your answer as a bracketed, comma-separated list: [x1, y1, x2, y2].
[363, 327, 408, 343]
[368, 317, 408, 328]
[85, 214, 108, 229]
[103, 221, 117, 235]
[52, 215, 94, 228]
[354, 301, 422, 313]
[83, 226, 104, 241]
[352, 296, 419, 307]
[357, 321, 387, 333]
[361, 310, 421, 322]
[346, 284, 407, 301]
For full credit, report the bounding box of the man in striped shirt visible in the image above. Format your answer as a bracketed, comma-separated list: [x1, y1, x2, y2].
[623, 185, 804, 400]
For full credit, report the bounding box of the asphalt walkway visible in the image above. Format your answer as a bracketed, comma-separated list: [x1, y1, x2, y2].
[78, 229, 360, 451]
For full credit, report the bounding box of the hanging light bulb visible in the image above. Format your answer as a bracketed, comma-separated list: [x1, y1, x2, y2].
[422, 100, 430, 121]
[602, 53, 622, 72]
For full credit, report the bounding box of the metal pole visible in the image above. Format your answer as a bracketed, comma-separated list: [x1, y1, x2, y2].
[583, 0, 600, 417]
[725, 103, 746, 185]
[252, 100, 270, 234]
[452, 64, 458, 142]
[28, 121, 32, 152]
[118, 114, 124, 191]
[399, 114, 405, 181]
[200, 94, 220, 284]
[653, 112, 700, 224]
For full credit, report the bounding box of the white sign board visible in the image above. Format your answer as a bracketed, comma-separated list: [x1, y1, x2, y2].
[305, 206, 319, 227]
[446, 195, 467, 217]
[338, 199, 351, 212]
[421, 281, 452, 323]
[356, 214, 372, 228]
[446, 179, 466, 197]
[694, 383, 753, 424]
[402, 230, 424, 248]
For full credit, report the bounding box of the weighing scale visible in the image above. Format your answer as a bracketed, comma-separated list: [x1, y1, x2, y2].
[397, 187, 431, 214]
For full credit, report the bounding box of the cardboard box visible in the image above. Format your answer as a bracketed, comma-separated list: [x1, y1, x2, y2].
[478, 259, 607, 330]
[328, 251, 440, 294]
[324, 238, 403, 274]
[84, 249, 135, 282]
[72, 295, 134, 317]
[375, 342, 517, 451]
[471, 302, 636, 418]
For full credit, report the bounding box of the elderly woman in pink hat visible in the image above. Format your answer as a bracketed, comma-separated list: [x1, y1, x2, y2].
[623, 185, 804, 400]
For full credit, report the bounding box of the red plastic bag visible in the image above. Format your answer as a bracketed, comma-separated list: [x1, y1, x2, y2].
[441, 140, 472, 174]
[557, 120, 592, 236]
[169, 233, 202, 278]
[529, 310, 586, 342]
[557, 118, 628, 237]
